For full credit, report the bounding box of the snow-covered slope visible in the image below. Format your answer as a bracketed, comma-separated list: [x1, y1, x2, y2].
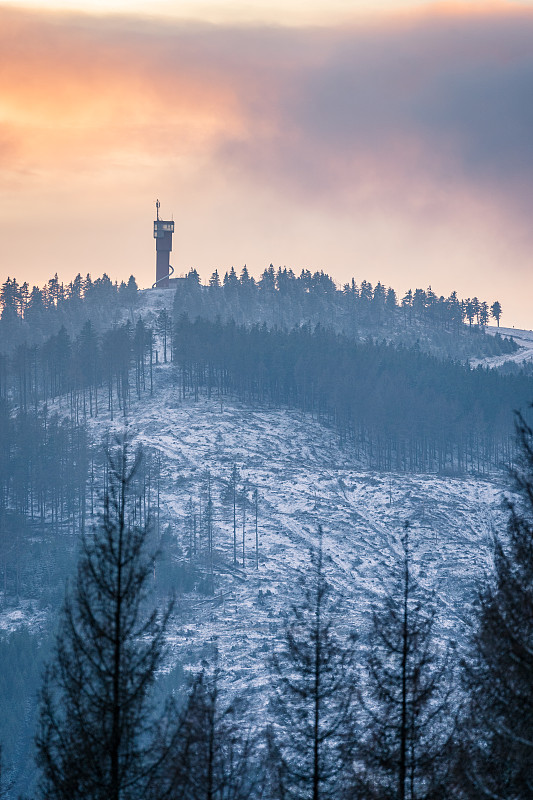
[85, 362, 509, 687]
[473, 325, 533, 369]
[7, 304, 531, 683]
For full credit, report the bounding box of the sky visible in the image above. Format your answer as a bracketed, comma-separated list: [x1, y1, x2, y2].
[1, 1, 533, 328]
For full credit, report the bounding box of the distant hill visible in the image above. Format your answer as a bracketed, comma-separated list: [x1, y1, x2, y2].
[0, 268, 531, 797]
[0, 269, 518, 364]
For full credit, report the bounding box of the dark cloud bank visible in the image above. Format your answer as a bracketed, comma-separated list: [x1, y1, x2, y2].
[2, 7, 533, 215]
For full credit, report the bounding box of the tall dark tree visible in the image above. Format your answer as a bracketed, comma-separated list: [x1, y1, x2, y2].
[253, 488, 259, 570]
[268, 527, 357, 800]
[229, 464, 239, 567]
[119, 275, 138, 320]
[459, 409, 533, 799]
[355, 524, 456, 800]
[35, 436, 173, 800]
[491, 300, 502, 328]
[76, 320, 99, 418]
[479, 301, 490, 328]
[241, 479, 247, 569]
[157, 309, 172, 364]
[151, 645, 260, 800]
[204, 471, 215, 594]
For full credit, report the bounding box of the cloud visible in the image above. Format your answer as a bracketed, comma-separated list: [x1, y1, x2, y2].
[0, 8, 247, 174]
[1, 3, 533, 325]
[213, 12, 533, 220]
[2, 5, 533, 207]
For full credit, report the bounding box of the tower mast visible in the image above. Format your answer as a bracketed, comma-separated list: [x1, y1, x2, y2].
[152, 200, 174, 288]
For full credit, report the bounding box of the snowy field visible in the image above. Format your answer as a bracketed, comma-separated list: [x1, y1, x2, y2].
[82, 360, 511, 690]
[471, 324, 533, 368]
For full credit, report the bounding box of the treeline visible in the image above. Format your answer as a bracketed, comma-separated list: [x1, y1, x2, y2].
[0, 400, 166, 602]
[0, 403, 88, 530]
[6, 298, 513, 476]
[0, 628, 53, 798]
[0, 273, 139, 352]
[172, 266, 511, 360]
[172, 316, 532, 474]
[177, 264, 502, 329]
[0, 313, 173, 421]
[0, 267, 513, 363]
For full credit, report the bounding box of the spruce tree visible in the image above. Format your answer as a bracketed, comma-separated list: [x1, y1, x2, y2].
[490, 301, 502, 327]
[152, 646, 259, 800]
[460, 409, 533, 798]
[229, 464, 239, 567]
[267, 527, 358, 800]
[355, 524, 456, 800]
[35, 436, 173, 800]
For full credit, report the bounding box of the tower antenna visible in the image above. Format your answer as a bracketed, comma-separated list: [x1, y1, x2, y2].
[152, 200, 175, 288]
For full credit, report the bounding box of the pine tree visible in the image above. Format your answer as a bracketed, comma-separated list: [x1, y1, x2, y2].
[479, 301, 489, 328]
[355, 523, 456, 800]
[153, 646, 260, 800]
[209, 269, 221, 291]
[460, 409, 533, 798]
[204, 471, 215, 593]
[268, 527, 358, 800]
[490, 300, 502, 328]
[229, 464, 239, 567]
[35, 436, 173, 800]
[120, 275, 138, 319]
[253, 488, 259, 570]
[157, 309, 172, 364]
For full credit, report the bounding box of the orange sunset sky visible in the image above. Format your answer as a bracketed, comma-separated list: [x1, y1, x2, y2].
[1, 0, 533, 328]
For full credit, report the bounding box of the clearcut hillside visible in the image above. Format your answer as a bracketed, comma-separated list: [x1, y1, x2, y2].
[85, 361, 507, 681]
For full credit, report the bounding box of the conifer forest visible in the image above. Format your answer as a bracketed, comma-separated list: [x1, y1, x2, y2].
[0, 268, 532, 799]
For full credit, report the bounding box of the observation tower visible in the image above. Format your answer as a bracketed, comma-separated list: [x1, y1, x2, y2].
[152, 199, 175, 288]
